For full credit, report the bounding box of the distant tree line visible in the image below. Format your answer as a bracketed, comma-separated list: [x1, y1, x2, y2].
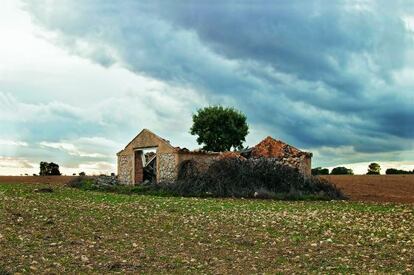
[39, 162, 87, 176]
[312, 166, 354, 175]
[311, 167, 330, 175]
[312, 162, 414, 176]
[385, 168, 414, 175]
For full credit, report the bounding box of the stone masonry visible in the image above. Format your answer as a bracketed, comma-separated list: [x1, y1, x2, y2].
[117, 129, 313, 185]
[250, 136, 312, 176]
[158, 153, 176, 182]
[118, 155, 133, 185]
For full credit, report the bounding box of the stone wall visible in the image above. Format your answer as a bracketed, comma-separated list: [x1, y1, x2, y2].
[250, 136, 312, 177]
[117, 129, 179, 185]
[177, 152, 220, 172]
[276, 155, 311, 177]
[158, 153, 177, 182]
[118, 155, 133, 185]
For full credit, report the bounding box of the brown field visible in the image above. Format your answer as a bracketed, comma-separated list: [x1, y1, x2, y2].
[0, 176, 78, 185]
[322, 175, 414, 203]
[0, 175, 413, 203]
[0, 177, 413, 273]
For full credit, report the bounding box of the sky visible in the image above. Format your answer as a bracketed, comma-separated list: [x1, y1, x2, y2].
[0, 0, 413, 175]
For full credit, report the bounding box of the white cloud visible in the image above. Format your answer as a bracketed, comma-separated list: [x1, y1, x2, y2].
[0, 156, 33, 168]
[0, 139, 28, 147]
[0, 0, 413, 176]
[39, 141, 108, 158]
[0, 156, 114, 175]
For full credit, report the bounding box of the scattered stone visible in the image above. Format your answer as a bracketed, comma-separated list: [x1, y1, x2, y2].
[94, 175, 119, 186]
[34, 187, 53, 193]
[81, 255, 89, 263]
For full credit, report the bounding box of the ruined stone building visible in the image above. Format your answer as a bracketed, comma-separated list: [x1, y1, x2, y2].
[117, 129, 312, 185]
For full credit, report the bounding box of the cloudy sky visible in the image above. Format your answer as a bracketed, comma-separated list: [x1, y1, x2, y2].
[1, 0, 413, 175]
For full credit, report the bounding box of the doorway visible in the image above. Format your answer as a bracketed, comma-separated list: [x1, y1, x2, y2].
[134, 147, 157, 184]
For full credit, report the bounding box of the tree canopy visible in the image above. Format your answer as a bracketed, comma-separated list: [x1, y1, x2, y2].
[39, 162, 61, 176]
[330, 166, 354, 175]
[367, 163, 381, 175]
[311, 167, 329, 175]
[385, 168, 413, 175]
[190, 106, 249, 152]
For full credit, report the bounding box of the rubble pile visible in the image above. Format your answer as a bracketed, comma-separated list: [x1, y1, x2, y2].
[219, 151, 246, 160]
[95, 175, 119, 186]
[251, 136, 309, 159]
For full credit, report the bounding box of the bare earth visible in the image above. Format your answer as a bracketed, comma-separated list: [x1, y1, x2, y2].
[0, 175, 413, 203]
[322, 175, 414, 203]
[0, 176, 78, 185]
[0, 178, 413, 273]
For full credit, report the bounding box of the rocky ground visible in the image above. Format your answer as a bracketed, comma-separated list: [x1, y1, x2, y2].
[0, 183, 413, 273]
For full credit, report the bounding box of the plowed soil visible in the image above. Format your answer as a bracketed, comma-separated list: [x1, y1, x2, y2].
[0, 176, 77, 185]
[321, 175, 414, 203]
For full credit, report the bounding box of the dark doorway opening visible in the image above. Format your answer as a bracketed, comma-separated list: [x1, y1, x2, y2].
[134, 148, 157, 184]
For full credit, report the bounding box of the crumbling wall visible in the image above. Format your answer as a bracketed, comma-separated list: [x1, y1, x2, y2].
[177, 152, 220, 172]
[274, 155, 312, 177]
[251, 136, 312, 176]
[117, 129, 178, 185]
[118, 155, 133, 185]
[158, 153, 177, 182]
[300, 156, 312, 177]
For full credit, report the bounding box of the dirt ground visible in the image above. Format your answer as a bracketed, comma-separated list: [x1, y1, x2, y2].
[0, 175, 413, 203]
[322, 175, 414, 203]
[0, 176, 78, 185]
[2, 183, 413, 273]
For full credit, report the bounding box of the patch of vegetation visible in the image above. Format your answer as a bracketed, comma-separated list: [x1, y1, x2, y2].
[167, 158, 346, 200]
[0, 183, 413, 274]
[67, 176, 169, 196]
[39, 161, 61, 176]
[0, 266, 11, 275]
[330, 166, 354, 175]
[68, 158, 346, 200]
[311, 167, 329, 175]
[190, 105, 249, 151]
[68, 160, 345, 201]
[386, 168, 414, 175]
[367, 162, 381, 175]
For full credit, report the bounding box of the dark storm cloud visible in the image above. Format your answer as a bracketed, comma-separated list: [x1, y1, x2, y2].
[24, 0, 414, 157]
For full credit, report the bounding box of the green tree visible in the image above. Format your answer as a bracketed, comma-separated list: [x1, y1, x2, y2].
[385, 168, 412, 174]
[311, 167, 329, 175]
[190, 106, 249, 152]
[330, 166, 354, 175]
[39, 162, 61, 176]
[367, 163, 381, 175]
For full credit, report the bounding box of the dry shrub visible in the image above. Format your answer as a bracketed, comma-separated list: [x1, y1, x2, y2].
[166, 158, 345, 200]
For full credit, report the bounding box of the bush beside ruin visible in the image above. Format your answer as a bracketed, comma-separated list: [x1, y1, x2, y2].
[68, 159, 345, 201]
[165, 158, 346, 200]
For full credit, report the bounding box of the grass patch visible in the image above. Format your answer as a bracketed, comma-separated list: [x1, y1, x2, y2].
[0, 183, 413, 273]
[0, 266, 10, 275]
